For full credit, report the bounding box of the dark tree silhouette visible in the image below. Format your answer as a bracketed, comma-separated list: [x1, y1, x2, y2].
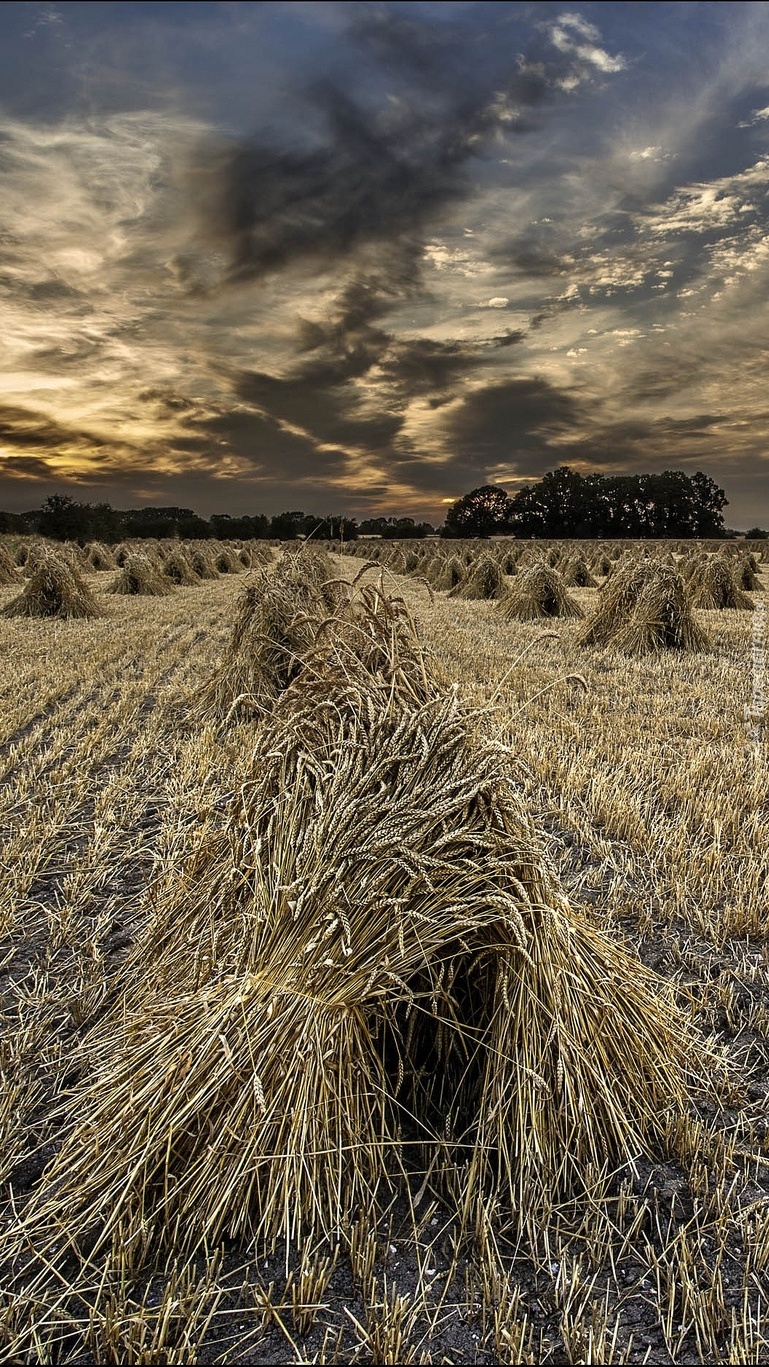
[443, 485, 513, 538]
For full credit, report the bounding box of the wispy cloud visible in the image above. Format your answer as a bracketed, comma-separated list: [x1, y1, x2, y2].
[547, 12, 626, 81]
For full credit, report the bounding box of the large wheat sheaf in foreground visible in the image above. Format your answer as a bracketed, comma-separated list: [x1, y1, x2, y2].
[11, 573, 717, 1277]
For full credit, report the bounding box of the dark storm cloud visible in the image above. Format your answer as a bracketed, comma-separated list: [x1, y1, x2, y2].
[623, 363, 703, 405]
[560, 414, 727, 471]
[377, 334, 524, 399]
[234, 370, 403, 457]
[195, 403, 349, 479]
[183, 2, 580, 406]
[191, 19, 552, 290]
[0, 403, 107, 454]
[0, 454, 61, 482]
[441, 377, 585, 467]
[293, 276, 393, 386]
[492, 238, 572, 279]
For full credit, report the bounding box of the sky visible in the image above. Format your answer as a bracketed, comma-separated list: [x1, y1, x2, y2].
[1, 1, 769, 526]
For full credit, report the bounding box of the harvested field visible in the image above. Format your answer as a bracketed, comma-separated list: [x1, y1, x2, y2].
[0, 540, 767, 1365]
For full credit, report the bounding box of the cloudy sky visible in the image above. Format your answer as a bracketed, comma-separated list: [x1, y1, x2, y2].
[2, 1, 769, 525]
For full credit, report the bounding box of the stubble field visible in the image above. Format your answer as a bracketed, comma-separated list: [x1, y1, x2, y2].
[0, 540, 767, 1364]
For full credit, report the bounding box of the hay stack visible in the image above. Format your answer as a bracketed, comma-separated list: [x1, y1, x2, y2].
[108, 553, 173, 596]
[577, 559, 648, 646]
[284, 543, 342, 611]
[562, 554, 597, 588]
[14, 583, 713, 1272]
[689, 557, 754, 610]
[433, 553, 466, 593]
[86, 541, 116, 571]
[681, 552, 708, 585]
[0, 543, 22, 585]
[2, 549, 102, 619]
[214, 546, 242, 574]
[403, 547, 424, 574]
[499, 563, 584, 620]
[199, 550, 339, 721]
[736, 556, 760, 590]
[578, 562, 709, 653]
[163, 548, 199, 586]
[496, 546, 521, 575]
[189, 546, 220, 579]
[249, 543, 275, 566]
[21, 541, 61, 576]
[450, 552, 506, 600]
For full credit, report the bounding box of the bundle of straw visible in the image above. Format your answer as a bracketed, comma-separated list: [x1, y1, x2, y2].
[576, 559, 648, 647]
[450, 553, 506, 600]
[0, 543, 21, 585]
[85, 541, 116, 571]
[736, 556, 760, 590]
[108, 553, 173, 596]
[198, 549, 341, 721]
[432, 554, 466, 593]
[689, 557, 754, 610]
[188, 546, 220, 580]
[562, 555, 597, 588]
[2, 549, 102, 619]
[214, 547, 242, 574]
[579, 561, 710, 653]
[495, 546, 521, 576]
[14, 582, 714, 1273]
[163, 548, 199, 586]
[498, 563, 583, 620]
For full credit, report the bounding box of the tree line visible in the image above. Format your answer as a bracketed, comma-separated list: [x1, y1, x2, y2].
[0, 496, 434, 543]
[0, 468, 749, 543]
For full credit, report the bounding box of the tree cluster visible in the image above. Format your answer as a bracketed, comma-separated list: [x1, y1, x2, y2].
[0, 497, 363, 544]
[442, 468, 729, 539]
